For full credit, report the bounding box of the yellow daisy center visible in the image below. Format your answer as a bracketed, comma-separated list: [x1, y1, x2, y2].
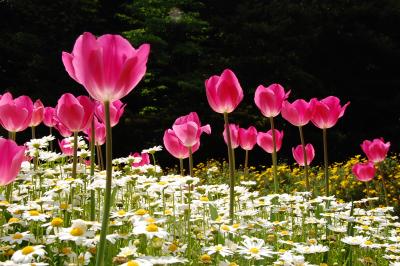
[168, 243, 178, 252]
[200, 254, 212, 263]
[249, 247, 260, 254]
[29, 210, 40, 216]
[13, 233, 23, 239]
[146, 217, 156, 223]
[51, 217, 64, 227]
[200, 196, 209, 202]
[8, 217, 19, 223]
[21, 246, 34, 255]
[146, 223, 158, 232]
[127, 260, 139, 266]
[70, 227, 84, 236]
[117, 210, 126, 216]
[221, 224, 230, 231]
[135, 209, 147, 216]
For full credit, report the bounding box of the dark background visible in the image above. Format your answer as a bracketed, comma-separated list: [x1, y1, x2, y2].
[1, 0, 399, 168]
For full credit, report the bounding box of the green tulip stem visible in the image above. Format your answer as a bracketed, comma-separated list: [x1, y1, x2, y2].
[90, 117, 96, 221]
[323, 128, 329, 197]
[269, 116, 278, 193]
[223, 112, 235, 225]
[299, 126, 310, 191]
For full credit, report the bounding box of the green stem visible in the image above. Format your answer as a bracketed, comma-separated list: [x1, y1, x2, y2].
[8, 131, 16, 141]
[90, 117, 96, 221]
[31, 126, 36, 139]
[298, 126, 310, 191]
[187, 146, 193, 258]
[323, 128, 329, 197]
[96, 101, 112, 266]
[244, 150, 249, 178]
[381, 176, 389, 207]
[49, 127, 53, 151]
[223, 112, 235, 225]
[72, 132, 78, 180]
[179, 158, 184, 176]
[269, 116, 278, 193]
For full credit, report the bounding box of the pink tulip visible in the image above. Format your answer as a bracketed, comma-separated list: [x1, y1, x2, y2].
[62, 32, 150, 102]
[352, 162, 376, 182]
[163, 129, 200, 159]
[292, 143, 315, 166]
[83, 118, 106, 146]
[238, 126, 258, 150]
[95, 100, 126, 127]
[43, 107, 58, 128]
[257, 129, 284, 153]
[254, 84, 290, 118]
[223, 124, 240, 149]
[131, 152, 150, 167]
[310, 96, 350, 129]
[0, 92, 33, 132]
[0, 138, 26, 186]
[29, 99, 44, 127]
[361, 138, 390, 163]
[55, 122, 72, 137]
[205, 69, 244, 113]
[172, 112, 211, 148]
[281, 99, 314, 127]
[58, 138, 74, 156]
[55, 93, 94, 132]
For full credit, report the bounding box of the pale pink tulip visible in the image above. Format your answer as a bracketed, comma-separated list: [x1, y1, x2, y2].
[43, 107, 58, 128]
[0, 93, 33, 132]
[254, 84, 290, 118]
[163, 129, 200, 159]
[238, 126, 258, 150]
[205, 69, 244, 113]
[292, 143, 315, 166]
[62, 32, 150, 102]
[55, 93, 94, 132]
[257, 129, 284, 153]
[95, 100, 126, 127]
[172, 112, 211, 148]
[281, 99, 314, 127]
[0, 138, 26, 186]
[223, 124, 240, 149]
[361, 138, 390, 163]
[58, 138, 74, 156]
[29, 99, 44, 127]
[83, 118, 106, 146]
[310, 96, 350, 129]
[352, 162, 376, 182]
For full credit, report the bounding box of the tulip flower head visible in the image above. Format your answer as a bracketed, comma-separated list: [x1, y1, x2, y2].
[0, 92, 33, 132]
[131, 152, 150, 167]
[95, 100, 126, 127]
[62, 32, 150, 102]
[361, 138, 390, 163]
[163, 129, 200, 159]
[205, 69, 244, 113]
[172, 112, 211, 148]
[310, 96, 350, 129]
[257, 129, 284, 153]
[0, 138, 26, 186]
[43, 107, 58, 128]
[58, 138, 74, 156]
[223, 124, 240, 149]
[83, 118, 106, 146]
[292, 143, 315, 166]
[281, 99, 314, 127]
[55, 94, 94, 132]
[55, 122, 73, 137]
[254, 83, 290, 118]
[29, 99, 44, 127]
[238, 126, 258, 151]
[352, 162, 376, 182]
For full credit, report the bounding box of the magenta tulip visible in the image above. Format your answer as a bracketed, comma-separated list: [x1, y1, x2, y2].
[310, 96, 350, 129]
[223, 124, 240, 149]
[257, 129, 284, 153]
[163, 129, 200, 159]
[0, 92, 33, 133]
[56, 93, 94, 132]
[352, 162, 376, 182]
[58, 138, 74, 156]
[238, 126, 258, 150]
[55, 122, 73, 137]
[205, 69, 244, 113]
[84, 118, 106, 146]
[172, 112, 211, 147]
[361, 138, 390, 163]
[43, 107, 58, 128]
[62, 32, 150, 102]
[254, 84, 290, 118]
[131, 152, 151, 167]
[95, 100, 126, 127]
[281, 99, 314, 127]
[0, 138, 25, 186]
[292, 143, 315, 166]
[29, 99, 44, 127]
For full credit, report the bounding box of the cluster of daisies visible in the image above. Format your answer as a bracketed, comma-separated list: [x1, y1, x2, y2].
[0, 136, 399, 265]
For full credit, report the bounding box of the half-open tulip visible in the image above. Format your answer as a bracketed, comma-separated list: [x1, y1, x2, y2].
[163, 129, 199, 159]
[172, 112, 211, 148]
[361, 138, 390, 163]
[205, 69, 243, 114]
[352, 162, 376, 182]
[56, 93, 94, 132]
[310, 96, 350, 129]
[43, 107, 58, 128]
[55, 122, 72, 137]
[223, 124, 240, 149]
[0, 138, 25, 186]
[238, 126, 258, 151]
[281, 99, 314, 127]
[0, 93, 33, 133]
[84, 118, 106, 146]
[257, 129, 284, 153]
[58, 138, 74, 156]
[292, 143, 315, 166]
[95, 100, 126, 127]
[254, 84, 290, 118]
[131, 152, 150, 167]
[29, 99, 44, 127]
[62, 32, 150, 102]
